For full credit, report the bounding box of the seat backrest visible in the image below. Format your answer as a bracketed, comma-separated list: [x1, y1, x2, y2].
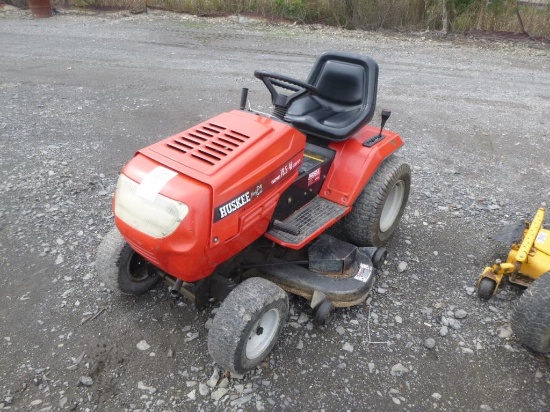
[286, 51, 379, 141]
[314, 60, 365, 105]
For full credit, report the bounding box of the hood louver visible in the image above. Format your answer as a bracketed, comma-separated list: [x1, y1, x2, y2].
[166, 123, 251, 166]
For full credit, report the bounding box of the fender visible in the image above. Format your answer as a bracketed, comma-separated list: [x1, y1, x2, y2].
[321, 124, 404, 206]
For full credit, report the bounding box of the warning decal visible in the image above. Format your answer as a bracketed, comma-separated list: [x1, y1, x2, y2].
[355, 263, 372, 283]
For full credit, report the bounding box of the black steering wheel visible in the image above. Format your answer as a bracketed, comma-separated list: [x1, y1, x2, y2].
[254, 70, 318, 110]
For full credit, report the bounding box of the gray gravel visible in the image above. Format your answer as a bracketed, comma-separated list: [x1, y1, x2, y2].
[1, 6, 550, 412]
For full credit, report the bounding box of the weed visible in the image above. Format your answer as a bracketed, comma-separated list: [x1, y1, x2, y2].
[53, 0, 550, 37]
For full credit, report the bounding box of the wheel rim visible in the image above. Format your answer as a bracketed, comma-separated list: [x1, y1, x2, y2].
[380, 180, 405, 233]
[126, 251, 152, 283]
[245, 308, 280, 360]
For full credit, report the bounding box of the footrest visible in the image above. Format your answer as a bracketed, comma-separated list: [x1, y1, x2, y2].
[266, 197, 348, 248]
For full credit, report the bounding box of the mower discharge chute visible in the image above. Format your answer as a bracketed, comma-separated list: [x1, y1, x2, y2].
[96, 51, 411, 374]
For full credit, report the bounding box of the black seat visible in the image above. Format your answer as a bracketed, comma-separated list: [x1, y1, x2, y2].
[285, 52, 378, 141]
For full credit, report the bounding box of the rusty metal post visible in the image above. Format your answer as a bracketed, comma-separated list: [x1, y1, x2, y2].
[28, 0, 53, 18]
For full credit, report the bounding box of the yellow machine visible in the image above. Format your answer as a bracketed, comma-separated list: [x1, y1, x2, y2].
[477, 208, 550, 353]
[477, 208, 550, 298]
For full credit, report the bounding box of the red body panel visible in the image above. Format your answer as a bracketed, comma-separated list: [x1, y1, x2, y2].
[115, 110, 306, 282]
[114, 110, 403, 282]
[264, 125, 403, 250]
[322, 125, 403, 206]
[116, 154, 214, 282]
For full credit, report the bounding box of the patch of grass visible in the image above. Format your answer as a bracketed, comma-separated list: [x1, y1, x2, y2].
[53, 0, 550, 37]
[453, 0, 550, 37]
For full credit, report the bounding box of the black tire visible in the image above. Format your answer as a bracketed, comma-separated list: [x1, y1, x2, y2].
[313, 299, 335, 327]
[477, 278, 496, 300]
[96, 227, 161, 295]
[207, 277, 289, 375]
[342, 155, 411, 246]
[511, 272, 550, 353]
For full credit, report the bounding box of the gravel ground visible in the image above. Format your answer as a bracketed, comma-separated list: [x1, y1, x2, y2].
[1, 7, 550, 412]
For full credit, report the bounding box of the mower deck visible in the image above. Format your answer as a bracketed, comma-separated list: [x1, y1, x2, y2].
[478, 208, 550, 299]
[164, 234, 380, 308]
[247, 254, 375, 307]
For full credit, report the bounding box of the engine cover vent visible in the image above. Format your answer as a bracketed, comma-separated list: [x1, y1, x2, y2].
[166, 123, 251, 166]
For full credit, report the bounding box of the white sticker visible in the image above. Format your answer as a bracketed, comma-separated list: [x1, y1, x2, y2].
[136, 166, 177, 202]
[355, 263, 372, 283]
[536, 231, 547, 245]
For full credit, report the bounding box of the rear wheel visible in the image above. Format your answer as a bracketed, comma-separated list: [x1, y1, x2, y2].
[208, 277, 288, 375]
[343, 155, 410, 246]
[511, 272, 550, 353]
[96, 227, 161, 295]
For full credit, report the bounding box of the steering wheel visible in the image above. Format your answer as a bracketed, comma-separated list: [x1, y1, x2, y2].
[254, 70, 318, 110]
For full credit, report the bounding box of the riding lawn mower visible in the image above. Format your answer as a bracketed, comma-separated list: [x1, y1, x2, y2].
[96, 51, 411, 374]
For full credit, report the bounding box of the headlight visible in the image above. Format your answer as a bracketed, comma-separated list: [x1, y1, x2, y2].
[114, 173, 189, 238]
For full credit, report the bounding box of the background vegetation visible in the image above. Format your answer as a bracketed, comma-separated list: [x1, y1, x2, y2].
[26, 0, 550, 37]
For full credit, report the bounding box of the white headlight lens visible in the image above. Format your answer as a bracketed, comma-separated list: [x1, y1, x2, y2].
[114, 173, 189, 238]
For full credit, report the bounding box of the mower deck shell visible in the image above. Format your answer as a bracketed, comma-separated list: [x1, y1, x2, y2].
[248, 262, 374, 307]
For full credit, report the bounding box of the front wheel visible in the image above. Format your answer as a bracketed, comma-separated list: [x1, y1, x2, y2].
[96, 227, 161, 295]
[343, 155, 411, 246]
[207, 277, 289, 375]
[511, 272, 550, 353]
[477, 278, 496, 301]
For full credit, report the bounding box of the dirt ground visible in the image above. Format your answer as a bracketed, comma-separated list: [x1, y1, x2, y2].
[1, 7, 549, 412]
